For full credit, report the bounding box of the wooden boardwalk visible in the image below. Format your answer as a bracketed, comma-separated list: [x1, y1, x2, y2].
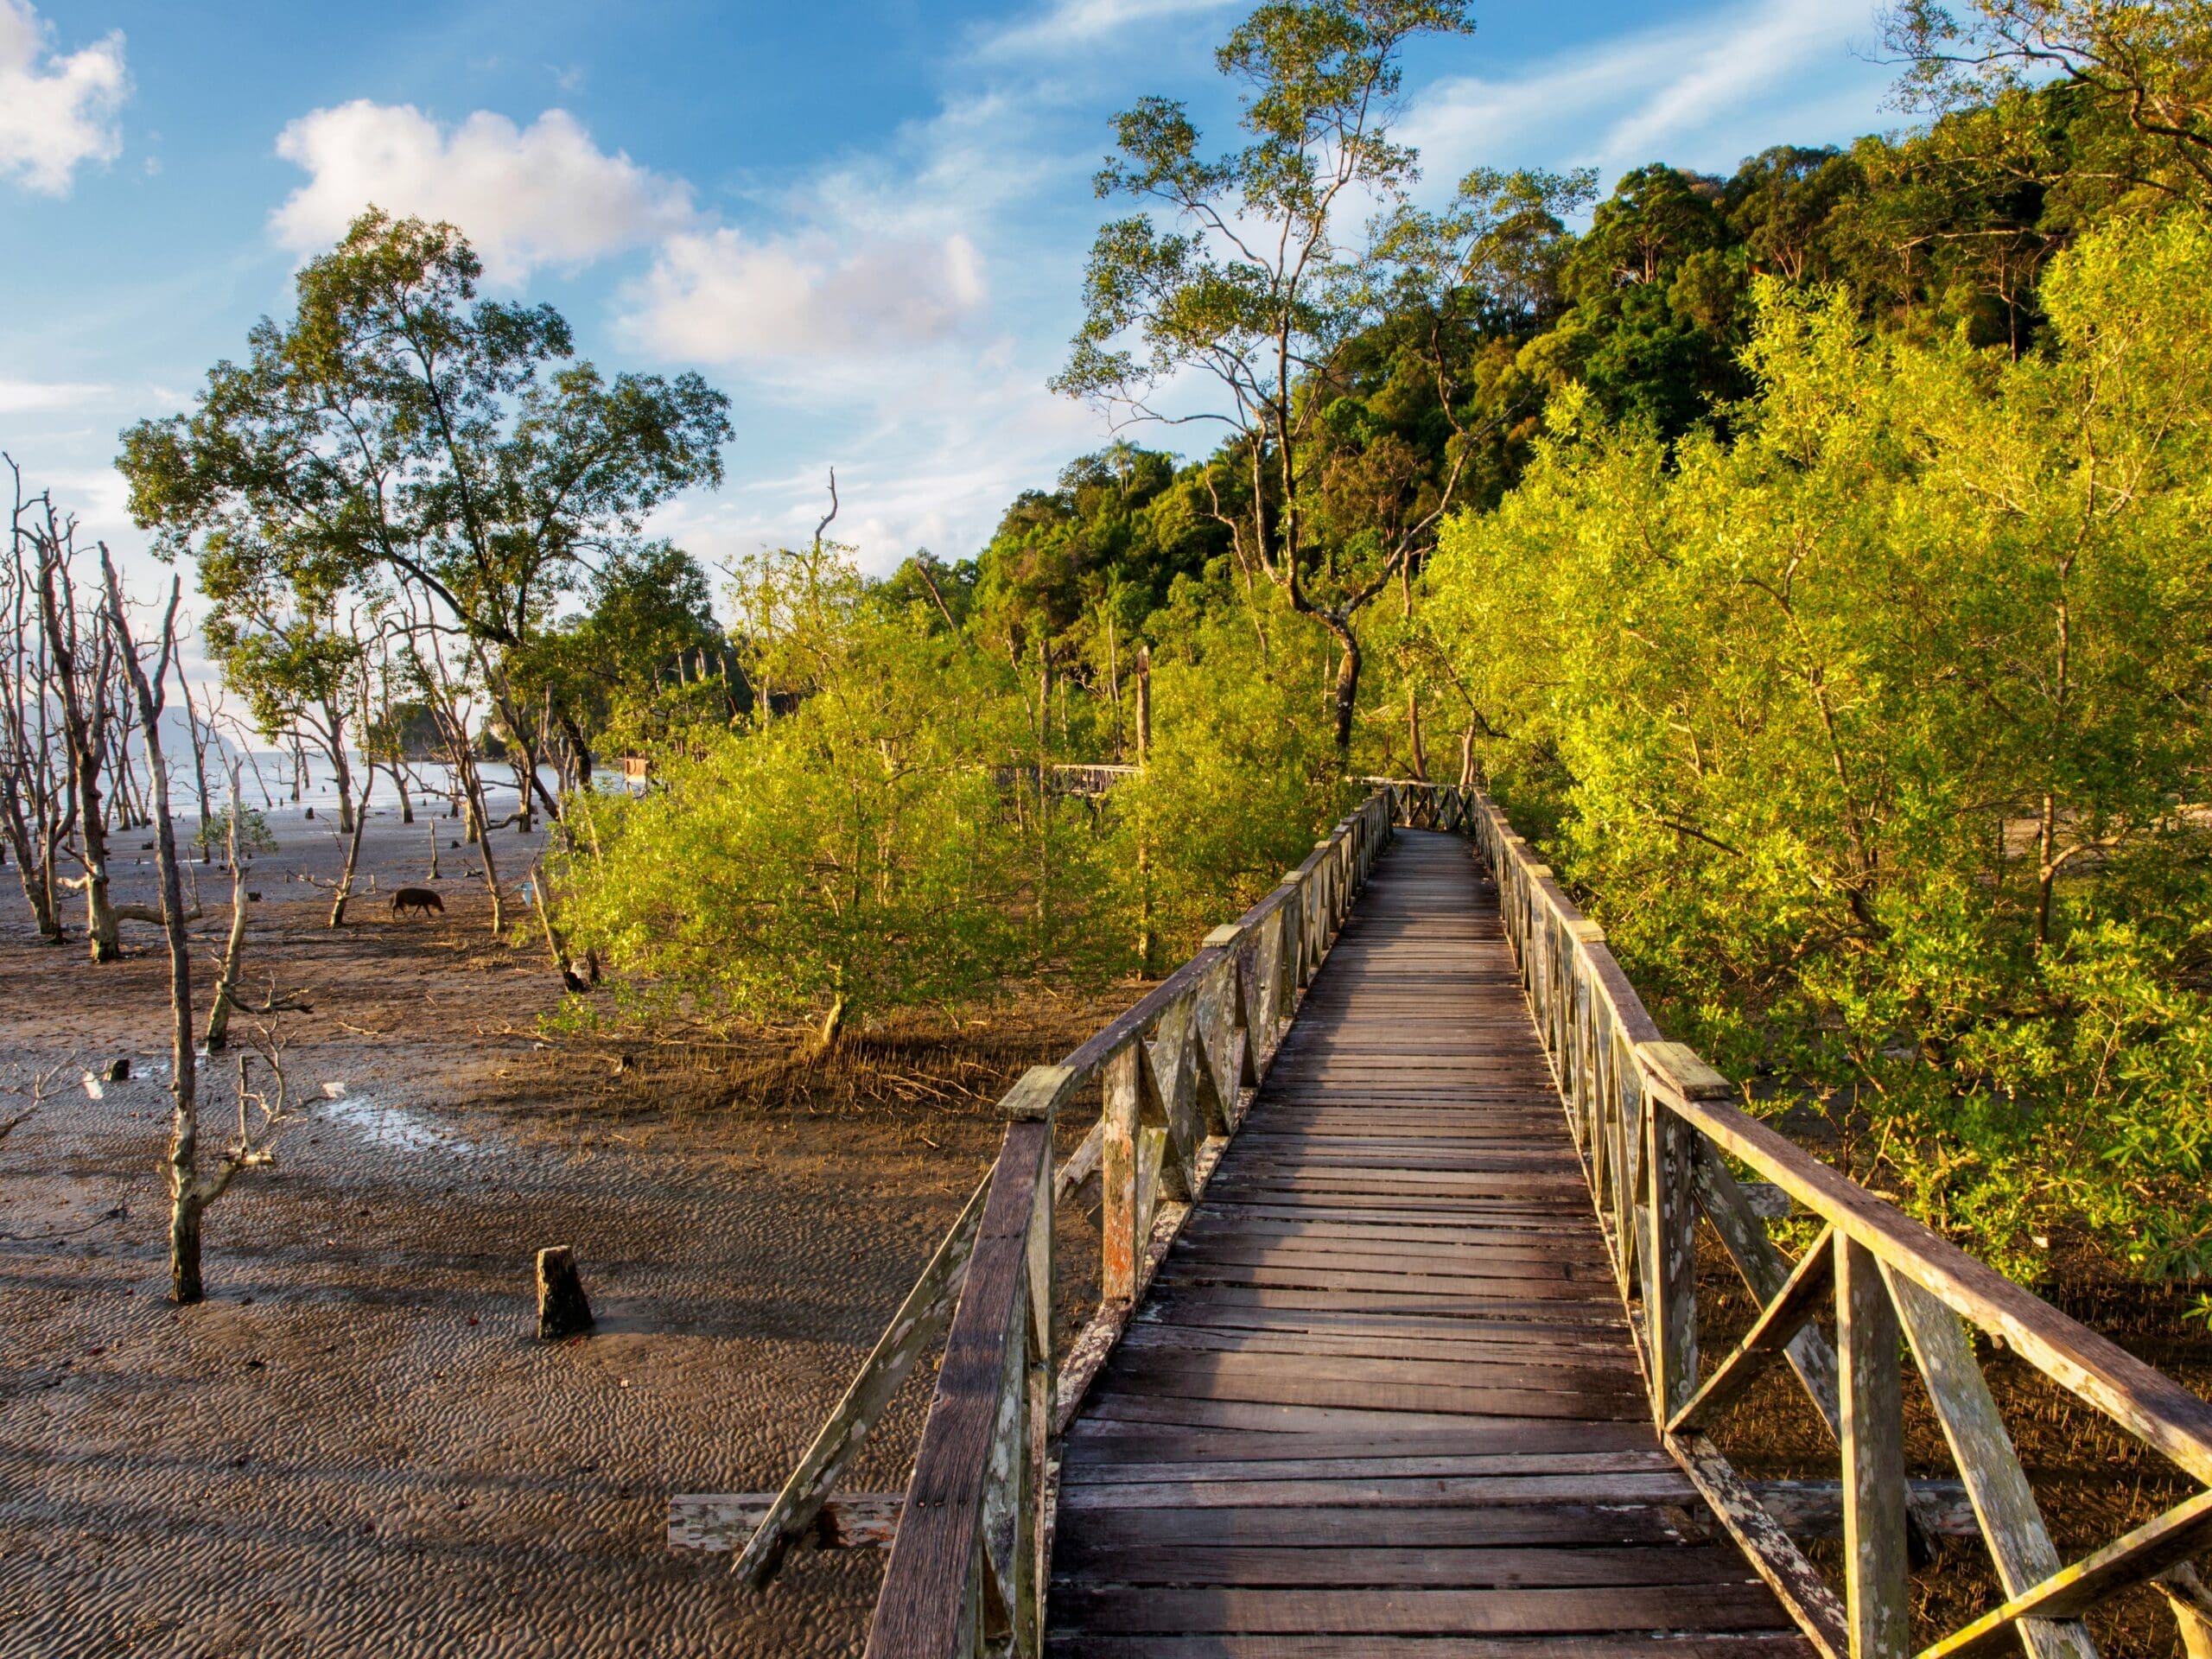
[1047, 830, 1814, 1657]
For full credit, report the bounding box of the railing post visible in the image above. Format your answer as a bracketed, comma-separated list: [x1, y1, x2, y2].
[1839, 1235, 1910, 1659]
[1645, 1099, 1698, 1421]
[1097, 1044, 1137, 1287]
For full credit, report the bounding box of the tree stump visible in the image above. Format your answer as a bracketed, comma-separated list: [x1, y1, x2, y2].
[537, 1246, 593, 1340]
[101, 1058, 130, 1083]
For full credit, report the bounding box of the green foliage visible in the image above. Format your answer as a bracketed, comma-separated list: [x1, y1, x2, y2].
[122, 210, 729, 650]
[1424, 211, 2212, 1278]
[120, 208, 732, 797]
[515, 541, 733, 755]
[555, 541, 1027, 1037]
[194, 803, 278, 861]
[1112, 582, 1354, 957]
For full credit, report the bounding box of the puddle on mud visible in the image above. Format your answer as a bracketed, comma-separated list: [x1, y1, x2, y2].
[315, 1084, 481, 1156]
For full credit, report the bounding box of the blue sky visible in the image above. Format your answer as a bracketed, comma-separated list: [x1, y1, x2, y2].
[1, 0, 1901, 642]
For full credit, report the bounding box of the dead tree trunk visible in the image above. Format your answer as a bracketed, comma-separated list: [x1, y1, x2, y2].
[99, 555, 203, 1300]
[204, 771, 251, 1054]
[34, 516, 119, 961]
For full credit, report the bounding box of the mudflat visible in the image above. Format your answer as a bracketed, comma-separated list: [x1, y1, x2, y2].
[0, 802, 1092, 1657]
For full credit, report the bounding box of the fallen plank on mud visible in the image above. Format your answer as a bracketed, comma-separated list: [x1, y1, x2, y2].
[669, 1491, 903, 1553]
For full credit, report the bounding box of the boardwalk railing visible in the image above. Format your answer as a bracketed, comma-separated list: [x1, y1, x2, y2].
[1392, 778, 2212, 1659]
[698, 791, 1392, 1656]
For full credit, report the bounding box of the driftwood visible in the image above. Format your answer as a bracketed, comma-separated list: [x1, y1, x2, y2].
[112, 902, 202, 925]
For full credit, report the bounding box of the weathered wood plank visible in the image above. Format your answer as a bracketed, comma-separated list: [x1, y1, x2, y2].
[862, 1122, 1047, 1659]
[1046, 1541, 1759, 1589]
[1837, 1236, 1909, 1659]
[1885, 1268, 2094, 1659]
[1669, 1431, 1849, 1659]
[1046, 1582, 1790, 1636]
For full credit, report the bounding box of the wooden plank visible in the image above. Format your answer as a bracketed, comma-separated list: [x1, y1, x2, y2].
[1669, 1431, 1849, 1659]
[1884, 1268, 2094, 1659]
[1645, 1099, 1699, 1420]
[1119, 1324, 1639, 1370]
[1837, 1236, 1909, 1659]
[1053, 1500, 1704, 1551]
[673, 1491, 900, 1553]
[1099, 1044, 1141, 1303]
[1046, 1582, 1789, 1636]
[863, 1122, 1046, 1659]
[1046, 1542, 1761, 1589]
[1061, 1418, 1659, 1463]
[1055, 1472, 1700, 1512]
[1058, 1449, 1680, 1485]
[1750, 1479, 1977, 1539]
[1144, 1273, 1609, 1309]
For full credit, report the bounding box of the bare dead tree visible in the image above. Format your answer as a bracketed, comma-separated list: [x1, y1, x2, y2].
[1, 461, 75, 942]
[104, 550, 311, 1301]
[174, 658, 222, 862]
[99, 547, 207, 1296]
[200, 761, 304, 1050]
[17, 467, 124, 958]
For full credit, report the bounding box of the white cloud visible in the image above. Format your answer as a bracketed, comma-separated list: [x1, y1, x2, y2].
[0, 377, 109, 413]
[270, 102, 693, 283]
[1404, 0, 1889, 186]
[0, 0, 126, 195]
[620, 226, 988, 365]
[976, 0, 1239, 58]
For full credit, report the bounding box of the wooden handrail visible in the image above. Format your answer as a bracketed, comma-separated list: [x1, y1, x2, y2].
[1384, 776, 2212, 1659]
[728, 789, 1395, 1657]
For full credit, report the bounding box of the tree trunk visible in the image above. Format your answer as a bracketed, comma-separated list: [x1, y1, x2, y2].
[328, 772, 372, 927]
[812, 991, 848, 1059]
[1133, 646, 1152, 766]
[103, 559, 202, 1304]
[79, 802, 118, 962]
[169, 1186, 205, 1305]
[1327, 625, 1361, 759]
[1408, 683, 1428, 782]
[1, 807, 59, 942]
[204, 879, 248, 1052]
[331, 741, 355, 836]
[467, 770, 504, 934]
